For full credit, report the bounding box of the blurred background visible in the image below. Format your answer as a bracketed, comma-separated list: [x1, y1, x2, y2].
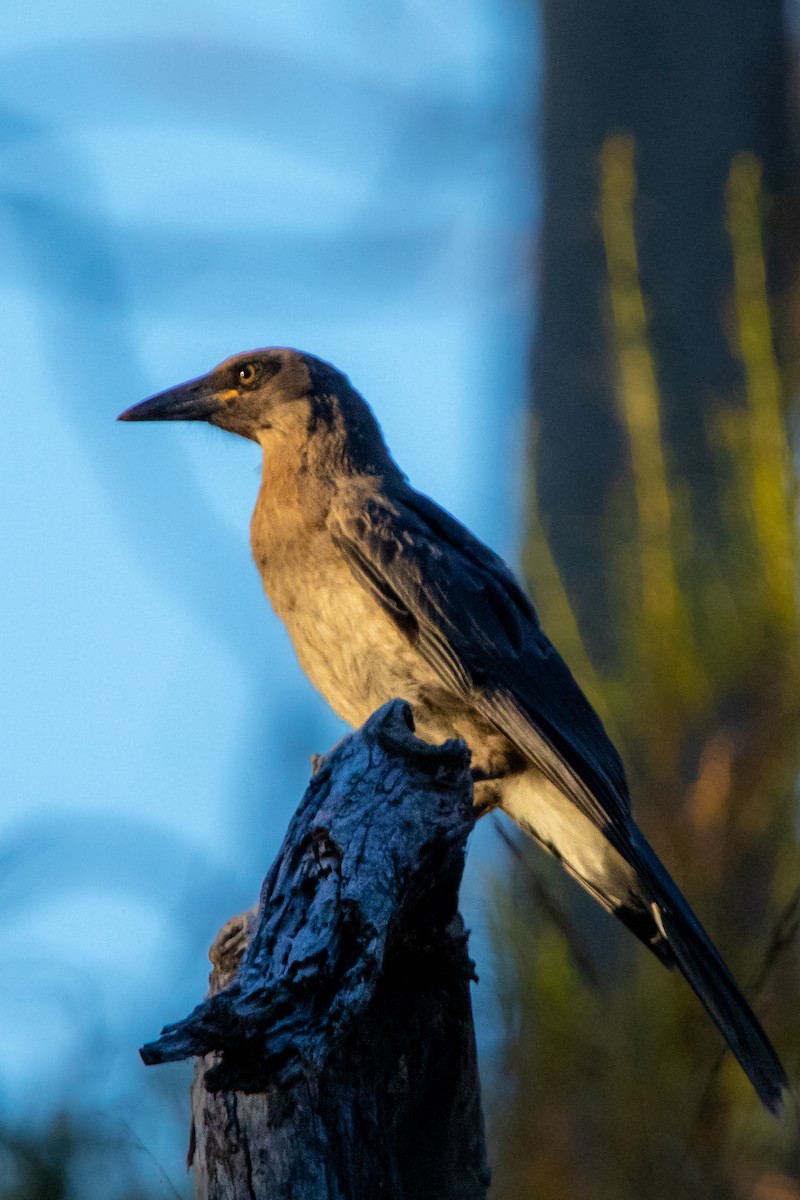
[1, 1, 799, 1197]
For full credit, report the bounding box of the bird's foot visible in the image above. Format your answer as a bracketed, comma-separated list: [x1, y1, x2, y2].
[473, 794, 500, 818]
[471, 768, 504, 818]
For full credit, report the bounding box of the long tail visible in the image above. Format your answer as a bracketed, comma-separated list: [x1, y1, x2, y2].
[501, 778, 789, 1111]
[629, 832, 788, 1114]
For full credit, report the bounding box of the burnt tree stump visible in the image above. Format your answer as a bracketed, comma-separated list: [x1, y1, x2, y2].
[140, 699, 490, 1200]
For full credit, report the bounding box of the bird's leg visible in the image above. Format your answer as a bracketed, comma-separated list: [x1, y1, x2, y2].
[471, 768, 506, 818]
[471, 766, 505, 783]
[469, 743, 524, 818]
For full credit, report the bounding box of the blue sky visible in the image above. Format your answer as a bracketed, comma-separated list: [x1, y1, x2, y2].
[0, 0, 537, 1185]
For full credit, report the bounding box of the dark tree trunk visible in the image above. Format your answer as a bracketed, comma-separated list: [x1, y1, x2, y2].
[531, 0, 799, 667]
[141, 700, 490, 1200]
[490, 4, 800, 1199]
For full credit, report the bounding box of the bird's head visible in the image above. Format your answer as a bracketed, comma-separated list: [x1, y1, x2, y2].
[118, 347, 396, 479]
[118, 348, 327, 442]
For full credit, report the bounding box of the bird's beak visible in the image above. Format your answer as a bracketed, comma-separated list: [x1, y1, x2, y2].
[117, 376, 222, 423]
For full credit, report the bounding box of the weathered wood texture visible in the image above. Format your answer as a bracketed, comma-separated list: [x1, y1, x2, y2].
[141, 700, 490, 1200]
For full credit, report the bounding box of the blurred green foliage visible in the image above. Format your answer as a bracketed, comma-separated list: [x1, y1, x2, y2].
[490, 136, 800, 1199]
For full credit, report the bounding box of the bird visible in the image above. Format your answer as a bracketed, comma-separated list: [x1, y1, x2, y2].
[119, 345, 788, 1112]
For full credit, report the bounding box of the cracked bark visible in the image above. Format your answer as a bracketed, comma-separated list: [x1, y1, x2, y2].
[141, 699, 490, 1200]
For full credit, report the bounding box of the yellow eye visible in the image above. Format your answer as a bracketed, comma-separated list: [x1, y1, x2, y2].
[238, 363, 259, 387]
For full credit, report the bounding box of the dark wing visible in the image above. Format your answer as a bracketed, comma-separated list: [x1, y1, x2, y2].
[330, 486, 632, 848]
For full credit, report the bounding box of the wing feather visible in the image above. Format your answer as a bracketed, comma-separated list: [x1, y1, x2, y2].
[330, 487, 631, 845]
